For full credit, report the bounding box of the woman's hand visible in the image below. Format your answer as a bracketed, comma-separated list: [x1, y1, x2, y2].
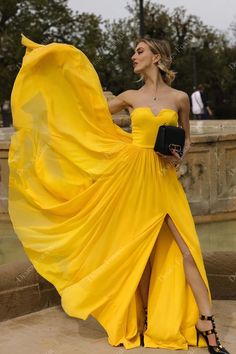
[156, 149, 182, 167]
[156, 138, 192, 168]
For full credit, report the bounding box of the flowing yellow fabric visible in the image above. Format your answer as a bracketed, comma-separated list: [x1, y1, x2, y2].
[8, 35, 212, 350]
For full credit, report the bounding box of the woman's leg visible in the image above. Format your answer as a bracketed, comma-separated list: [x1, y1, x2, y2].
[165, 214, 218, 346]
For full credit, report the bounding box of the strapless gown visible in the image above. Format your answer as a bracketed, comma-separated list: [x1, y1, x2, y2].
[8, 36, 212, 350]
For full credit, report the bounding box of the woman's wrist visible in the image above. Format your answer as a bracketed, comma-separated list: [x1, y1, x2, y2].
[182, 139, 191, 159]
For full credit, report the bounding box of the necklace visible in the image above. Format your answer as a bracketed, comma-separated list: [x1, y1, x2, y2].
[153, 85, 158, 100]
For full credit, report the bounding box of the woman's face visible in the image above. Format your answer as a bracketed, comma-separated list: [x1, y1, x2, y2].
[131, 41, 160, 74]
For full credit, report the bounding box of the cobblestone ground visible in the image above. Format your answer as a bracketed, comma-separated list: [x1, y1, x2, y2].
[0, 300, 235, 354]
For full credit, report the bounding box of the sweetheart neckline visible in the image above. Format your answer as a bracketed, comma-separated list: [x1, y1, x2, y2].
[130, 107, 178, 117]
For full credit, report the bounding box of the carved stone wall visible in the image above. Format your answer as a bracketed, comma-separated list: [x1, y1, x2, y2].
[178, 134, 236, 215]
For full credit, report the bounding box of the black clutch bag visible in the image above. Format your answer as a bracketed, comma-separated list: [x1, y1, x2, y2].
[154, 125, 185, 157]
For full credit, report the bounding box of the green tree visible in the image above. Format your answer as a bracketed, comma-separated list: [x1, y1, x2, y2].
[0, 0, 103, 110]
[1, 0, 235, 121]
[126, 0, 172, 39]
[124, 1, 236, 117]
[93, 18, 138, 93]
[0, 0, 75, 107]
[72, 12, 104, 60]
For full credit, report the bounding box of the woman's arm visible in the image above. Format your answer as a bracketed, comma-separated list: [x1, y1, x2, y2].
[162, 91, 191, 165]
[178, 92, 191, 158]
[107, 90, 133, 114]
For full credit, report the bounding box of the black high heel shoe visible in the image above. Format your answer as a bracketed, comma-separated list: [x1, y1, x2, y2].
[140, 307, 147, 347]
[195, 314, 230, 354]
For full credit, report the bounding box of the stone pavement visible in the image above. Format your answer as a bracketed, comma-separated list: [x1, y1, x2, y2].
[0, 300, 235, 354]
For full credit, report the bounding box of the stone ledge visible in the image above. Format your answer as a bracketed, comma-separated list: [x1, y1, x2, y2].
[0, 260, 60, 322]
[0, 252, 235, 322]
[203, 251, 236, 300]
[191, 133, 236, 143]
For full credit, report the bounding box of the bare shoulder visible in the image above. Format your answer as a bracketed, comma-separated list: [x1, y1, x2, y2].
[117, 89, 138, 105]
[108, 89, 138, 114]
[168, 87, 190, 111]
[169, 87, 189, 101]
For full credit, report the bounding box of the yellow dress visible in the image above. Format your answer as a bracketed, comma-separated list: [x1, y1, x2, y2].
[8, 35, 212, 350]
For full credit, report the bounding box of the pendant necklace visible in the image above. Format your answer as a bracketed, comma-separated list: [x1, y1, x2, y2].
[153, 85, 158, 100]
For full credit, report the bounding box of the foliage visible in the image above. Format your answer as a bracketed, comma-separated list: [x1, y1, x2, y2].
[0, 0, 235, 119]
[0, 0, 77, 105]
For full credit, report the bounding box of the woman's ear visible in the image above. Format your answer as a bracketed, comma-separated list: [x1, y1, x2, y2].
[153, 53, 161, 64]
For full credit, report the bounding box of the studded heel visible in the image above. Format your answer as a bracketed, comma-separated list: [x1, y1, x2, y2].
[140, 307, 147, 347]
[195, 314, 230, 354]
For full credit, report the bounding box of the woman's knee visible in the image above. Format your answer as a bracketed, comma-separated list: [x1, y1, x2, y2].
[164, 214, 195, 263]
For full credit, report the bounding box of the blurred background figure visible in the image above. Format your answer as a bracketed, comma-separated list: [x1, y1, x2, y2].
[191, 84, 213, 119]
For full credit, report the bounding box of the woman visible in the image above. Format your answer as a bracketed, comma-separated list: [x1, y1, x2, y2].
[108, 38, 230, 354]
[8, 35, 229, 353]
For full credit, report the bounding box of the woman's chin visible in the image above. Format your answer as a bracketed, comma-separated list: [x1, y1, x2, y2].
[133, 66, 142, 74]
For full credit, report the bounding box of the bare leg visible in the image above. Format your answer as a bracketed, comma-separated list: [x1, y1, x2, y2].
[165, 215, 218, 346]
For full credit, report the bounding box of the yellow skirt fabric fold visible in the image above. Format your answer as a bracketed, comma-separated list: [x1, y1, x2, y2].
[8, 35, 212, 349]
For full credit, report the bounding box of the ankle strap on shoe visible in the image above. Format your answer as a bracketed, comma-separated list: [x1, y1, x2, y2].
[200, 314, 215, 321]
[199, 314, 226, 350]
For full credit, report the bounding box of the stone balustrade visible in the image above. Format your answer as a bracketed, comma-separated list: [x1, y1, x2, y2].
[1, 92, 236, 220]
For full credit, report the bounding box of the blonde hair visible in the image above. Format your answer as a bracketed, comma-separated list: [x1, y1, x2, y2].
[135, 37, 176, 86]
